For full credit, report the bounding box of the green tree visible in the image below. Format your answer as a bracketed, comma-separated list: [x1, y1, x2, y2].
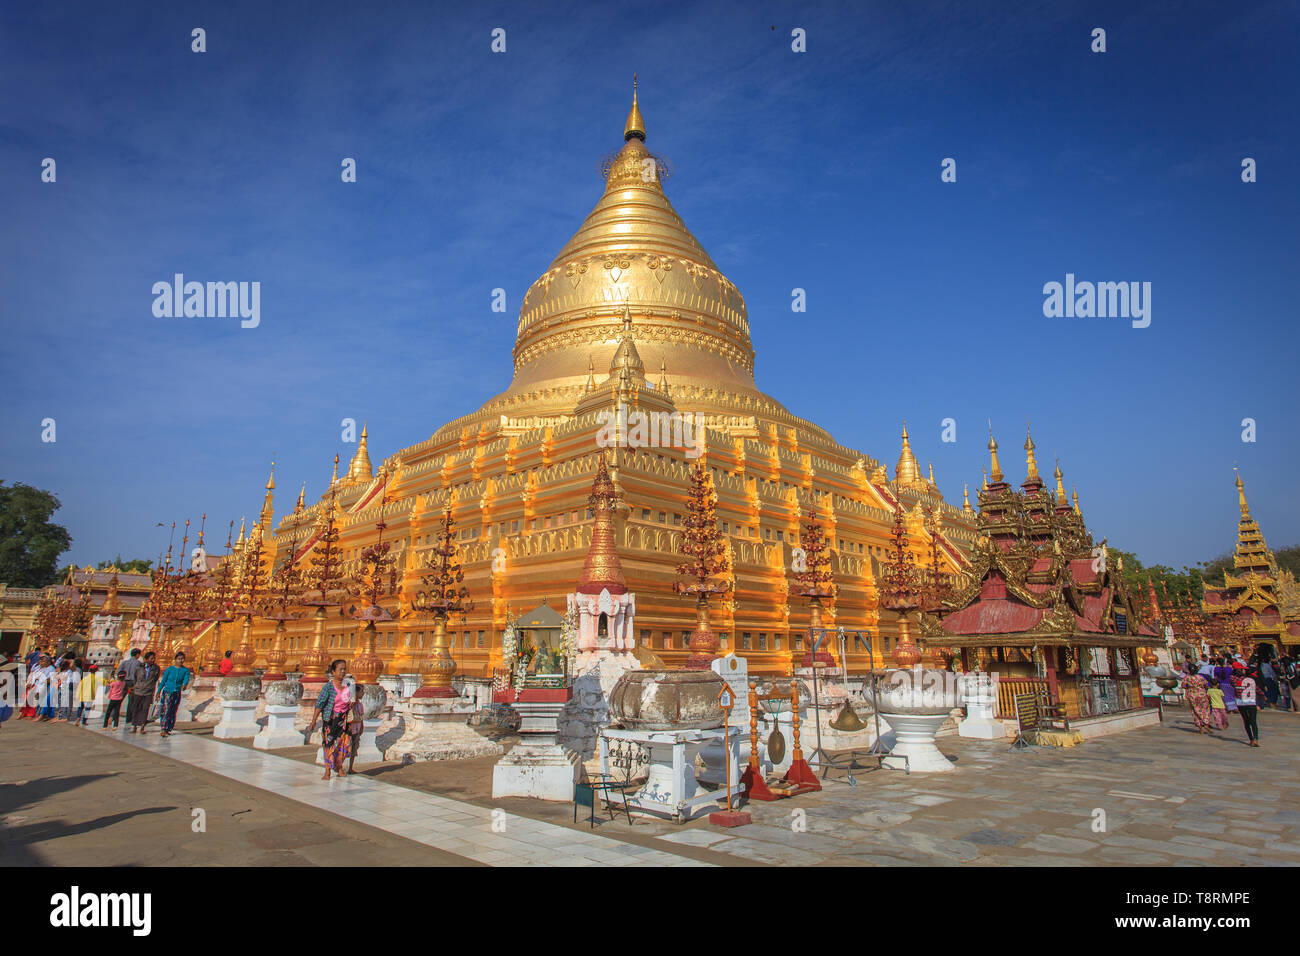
[0, 481, 72, 587]
[95, 556, 153, 573]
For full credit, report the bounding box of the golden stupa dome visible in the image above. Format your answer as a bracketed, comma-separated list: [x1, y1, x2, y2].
[507, 82, 755, 397]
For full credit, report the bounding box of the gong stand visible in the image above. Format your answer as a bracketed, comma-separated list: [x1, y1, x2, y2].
[740, 679, 820, 801]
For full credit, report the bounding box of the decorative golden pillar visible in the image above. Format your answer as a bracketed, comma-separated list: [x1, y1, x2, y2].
[229, 614, 258, 677]
[414, 613, 456, 698]
[198, 622, 225, 676]
[894, 616, 923, 667]
[352, 620, 384, 685]
[262, 621, 289, 682]
[299, 606, 330, 681]
[685, 593, 719, 670]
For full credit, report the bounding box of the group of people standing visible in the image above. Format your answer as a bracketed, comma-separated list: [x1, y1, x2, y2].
[1180, 652, 1299, 746]
[15, 645, 192, 736]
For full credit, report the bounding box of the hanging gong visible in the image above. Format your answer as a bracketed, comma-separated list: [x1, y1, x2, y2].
[766, 700, 786, 764]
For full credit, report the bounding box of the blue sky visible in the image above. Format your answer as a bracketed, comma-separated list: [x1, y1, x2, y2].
[1, 0, 1297, 570]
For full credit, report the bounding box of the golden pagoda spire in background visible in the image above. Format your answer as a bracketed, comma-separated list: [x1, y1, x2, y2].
[895, 423, 921, 485]
[1236, 468, 1250, 514]
[624, 73, 645, 142]
[987, 424, 1003, 483]
[927, 462, 937, 489]
[348, 423, 374, 483]
[1054, 460, 1067, 504]
[1072, 489, 1080, 514]
[962, 483, 972, 513]
[585, 356, 595, 392]
[330, 453, 339, 486]
[1024, 425, 1039, 481]
[658, 358, 669, 393]
[259, 461, 275, 528]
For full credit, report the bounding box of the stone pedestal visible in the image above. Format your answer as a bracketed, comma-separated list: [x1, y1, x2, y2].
[599, 727, 742, 822]
[385, 696, 503, 762]
[212, 674, 262, 739]
[377, 674, 404, 705]
[352, 717, 385, 764]
[492, 689, 580, 801]
[958, 671, 1005, 739]
[881, 712, 954, 772]
[186, 675, 223, 723]
[254, 704, 304, 749]
[398, 673, 421, 699]
[557, 651, 640, 764]
[213, 699, 260, 739]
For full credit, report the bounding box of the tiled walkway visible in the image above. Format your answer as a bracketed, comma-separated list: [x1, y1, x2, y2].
[109, 729, 708, 867]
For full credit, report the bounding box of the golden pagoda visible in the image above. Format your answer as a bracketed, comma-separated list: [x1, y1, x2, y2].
[210, 84, 977, 678]
[1202, 471, 1299, 654]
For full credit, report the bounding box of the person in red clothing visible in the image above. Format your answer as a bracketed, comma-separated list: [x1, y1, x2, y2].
[218, 650, 234, 676]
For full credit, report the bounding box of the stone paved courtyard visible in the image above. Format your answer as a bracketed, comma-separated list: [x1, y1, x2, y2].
[5, 701, 1299, 866]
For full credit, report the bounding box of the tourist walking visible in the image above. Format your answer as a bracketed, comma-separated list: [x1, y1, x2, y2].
[347, 682, 366, 775]
[156, 651, 192, 737]
[1259, 658, 1279, 708]
[1207, 682, 1229, 730]
[103, 670, 127, 729]
[121, 648, 142, 682]
[1283, 656, 1300, 713]
[1183, 672, 1214, 733]
[306, 660, 353, 780]
[1212, 657, 1238, 715]
[127, 652, 161, 733]
[1237, 672, 1260, 747]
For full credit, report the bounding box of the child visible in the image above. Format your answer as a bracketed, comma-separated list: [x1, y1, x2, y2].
[1208, 684, 1229, 730]
[76, 665, 99, 726]
[103, 671, 127, 729]
[347, 683, 366, 775]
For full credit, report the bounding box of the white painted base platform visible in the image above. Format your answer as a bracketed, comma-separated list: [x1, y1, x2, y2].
[958, 716, 1006, 739]
[212, 698, 260, 739]
[492, 745, 580, 801]
[385, 697, 503, 762]
[880, 712, 954, 772]
[253, 704, 304, 750]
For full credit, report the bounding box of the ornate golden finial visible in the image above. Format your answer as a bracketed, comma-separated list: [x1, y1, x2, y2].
[1054, 459, 1067, 504]
[260, 461, 276, 527]
[981, 467, 988, 492]
[331, 453, 339, 486]
[987, 422, 1003, 483]
[927, 462, 936, 487]
[1236, 468, 1250, 515]
[895, 422, 921, 486]
[578, 456, 627, 595]
[962, 482, 972, 513]
[348, 422, 374, 482]
[624, 74, 645, 142]
[658, 358, 669, 392]
[585, 355, 596, 392]
[296, 482, 306, 512]
[265, 462, 275, 491]
[1072, 489, 1080, 514]
[236, 517, 246, 546]
[1024, 424, 1039, 481]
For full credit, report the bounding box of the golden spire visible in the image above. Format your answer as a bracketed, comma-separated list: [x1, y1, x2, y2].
[1072, 489, 1080, 514]
[987, 424, 1003, 483]
[609, 305, 646, 381]
[1236, 469, 1250, 515]
[1024, 425, 1039, 481]
[927, 462, 937, 488]
[260, 461, 276, 528]
[981, 467, 988, 492]
[578, 456, 628, 595]
[624, 74, 645, 142]
[585, 355, 596, 392]
[296, 482, 306, 512]
[658, 358, 669, 392]
[895, 423, 922, 486]
[1054, 460, 1067, 504]
[236, 517, 246, 547]
[348, 423, 374, 483]
[330, 453, 339, 486]
[962, 483, 972, 513]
